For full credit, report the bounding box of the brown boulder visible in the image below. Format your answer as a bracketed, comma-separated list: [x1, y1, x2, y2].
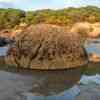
[6, 24, 88, 70]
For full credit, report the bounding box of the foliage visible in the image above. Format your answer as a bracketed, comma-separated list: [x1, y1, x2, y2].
[0, 6, 100, 29]
[0, 8, 24, 29]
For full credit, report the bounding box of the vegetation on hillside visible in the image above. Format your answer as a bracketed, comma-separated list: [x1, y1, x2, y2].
[0, 6, 100, 29]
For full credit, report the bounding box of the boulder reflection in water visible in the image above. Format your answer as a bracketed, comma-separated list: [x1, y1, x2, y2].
[22, 65, 87, 97]
[21, 65, 87, 100]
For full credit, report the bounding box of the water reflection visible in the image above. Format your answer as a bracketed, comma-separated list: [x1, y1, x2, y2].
[22, 85, 80, 100]
[21, 65, 87, 100]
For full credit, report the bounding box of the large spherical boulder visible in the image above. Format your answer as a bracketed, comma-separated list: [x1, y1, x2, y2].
[6, 24, 88, 70]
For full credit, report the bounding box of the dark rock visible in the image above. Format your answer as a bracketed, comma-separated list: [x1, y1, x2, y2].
[0, 37, 14, 47]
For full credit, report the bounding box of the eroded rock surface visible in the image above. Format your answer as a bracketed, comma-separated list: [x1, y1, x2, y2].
[6, 24, 88, 69]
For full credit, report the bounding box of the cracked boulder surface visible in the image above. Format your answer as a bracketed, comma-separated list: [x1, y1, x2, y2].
[6, 24, 88, 70]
